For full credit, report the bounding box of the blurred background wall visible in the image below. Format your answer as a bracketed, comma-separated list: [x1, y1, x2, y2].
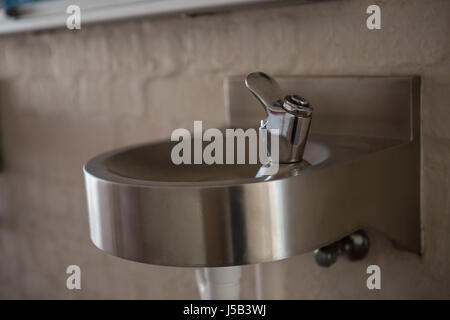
[0, 0, 449, 299]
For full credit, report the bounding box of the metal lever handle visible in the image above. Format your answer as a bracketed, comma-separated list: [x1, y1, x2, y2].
[245, 72, 285, 114]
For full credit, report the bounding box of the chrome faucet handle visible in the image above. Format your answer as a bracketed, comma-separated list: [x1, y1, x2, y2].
[245, 72, 313, 163]
[245, 72, 284, 113]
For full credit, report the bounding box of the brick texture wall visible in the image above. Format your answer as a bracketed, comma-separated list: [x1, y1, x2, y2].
[0, 0, 449, 298]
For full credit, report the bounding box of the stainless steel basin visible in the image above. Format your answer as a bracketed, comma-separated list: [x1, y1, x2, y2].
[91, 138, 329, 185]
[84, 135, 417, 267]
[84, 76, 421, 267]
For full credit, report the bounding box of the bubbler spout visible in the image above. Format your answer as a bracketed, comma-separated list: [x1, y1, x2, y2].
[245, 72, 313, 163]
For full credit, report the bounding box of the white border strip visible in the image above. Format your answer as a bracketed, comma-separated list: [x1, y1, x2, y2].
[0, 0, 287, 34]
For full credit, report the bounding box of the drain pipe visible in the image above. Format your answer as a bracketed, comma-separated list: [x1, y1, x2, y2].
[195, 266, 241, 300]
[254, 263, 264, 299]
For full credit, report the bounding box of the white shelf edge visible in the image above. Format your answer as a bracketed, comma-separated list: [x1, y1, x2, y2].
[0, 0, 288, 35]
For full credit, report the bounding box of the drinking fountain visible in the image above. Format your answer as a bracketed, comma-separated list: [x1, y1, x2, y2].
[83, 72, 421, 299]
[245, 72, 313, 163]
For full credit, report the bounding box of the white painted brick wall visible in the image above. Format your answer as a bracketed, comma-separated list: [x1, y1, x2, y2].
[0, 0, 449, 298]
